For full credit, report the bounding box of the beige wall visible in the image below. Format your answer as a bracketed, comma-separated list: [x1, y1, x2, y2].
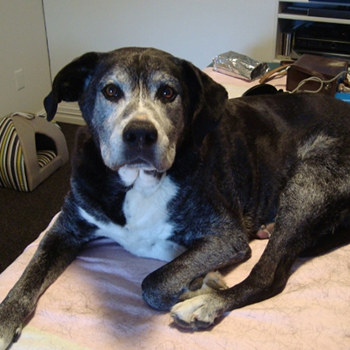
[0, 0, 51, 117]
[43, 0, 276, 76]
[0, 0, 277, 120]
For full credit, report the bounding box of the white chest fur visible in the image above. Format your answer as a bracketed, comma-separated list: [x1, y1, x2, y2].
[79, 168, 185, 261]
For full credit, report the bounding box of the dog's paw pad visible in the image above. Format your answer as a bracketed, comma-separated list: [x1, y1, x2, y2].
[256, 223, 274, 239]
[170, 294, 222, 330]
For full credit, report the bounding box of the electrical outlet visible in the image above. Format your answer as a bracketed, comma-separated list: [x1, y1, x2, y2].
[15, 69, 25, 91]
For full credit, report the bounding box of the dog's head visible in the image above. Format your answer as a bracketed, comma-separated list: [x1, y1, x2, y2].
[44, 47, 227, 173]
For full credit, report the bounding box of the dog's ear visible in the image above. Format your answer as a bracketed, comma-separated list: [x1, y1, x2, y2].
[44, 52, 102, 121]
[181, 61, 228, 147]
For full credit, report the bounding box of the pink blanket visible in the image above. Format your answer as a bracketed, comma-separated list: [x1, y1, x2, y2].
[1, 70, 349, 349]
[0, 214, 349, 349]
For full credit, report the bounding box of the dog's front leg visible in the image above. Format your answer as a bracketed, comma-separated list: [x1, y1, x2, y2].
[0, 213, 90, 350]
[142, 232, 251, 311]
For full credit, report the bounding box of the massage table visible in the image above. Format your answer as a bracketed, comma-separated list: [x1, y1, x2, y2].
[0, 69, 349, 350]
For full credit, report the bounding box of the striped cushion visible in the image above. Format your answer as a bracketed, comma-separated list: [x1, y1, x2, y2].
[0, 117, 58, 191]
[37, 150, 57, 168]
[0, 117, 28, 191]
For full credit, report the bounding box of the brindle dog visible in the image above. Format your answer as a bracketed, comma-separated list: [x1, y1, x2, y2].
[1, 47, 350, 349]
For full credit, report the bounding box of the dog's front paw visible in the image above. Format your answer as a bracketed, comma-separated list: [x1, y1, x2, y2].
[0, 325, 21, 350]
[170, 293, 225, 330]
[0, 302, 24, 350]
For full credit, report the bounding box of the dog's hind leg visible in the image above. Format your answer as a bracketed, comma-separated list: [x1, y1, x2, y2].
[0, 211, 92, 350]
[171, 157, 350, 329]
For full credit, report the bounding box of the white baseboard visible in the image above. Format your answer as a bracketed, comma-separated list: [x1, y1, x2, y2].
[38, 102, 85, 125]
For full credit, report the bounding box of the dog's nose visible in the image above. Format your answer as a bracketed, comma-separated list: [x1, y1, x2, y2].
[123, 120, 158, 148]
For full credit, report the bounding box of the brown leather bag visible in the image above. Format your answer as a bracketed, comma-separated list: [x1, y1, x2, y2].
[286, 54, 348, 96]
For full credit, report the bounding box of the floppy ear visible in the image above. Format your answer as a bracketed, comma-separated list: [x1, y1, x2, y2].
[181, 61, 228, 147]
[44, 52, 102, 121]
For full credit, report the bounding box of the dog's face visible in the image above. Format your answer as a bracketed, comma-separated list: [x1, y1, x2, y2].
[86, 50, 187, 172]
[44, 48, 228, 173]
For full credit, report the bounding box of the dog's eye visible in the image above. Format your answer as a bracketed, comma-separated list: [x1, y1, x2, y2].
[159, 85, 177, 102]
[102, 84, 123, 102]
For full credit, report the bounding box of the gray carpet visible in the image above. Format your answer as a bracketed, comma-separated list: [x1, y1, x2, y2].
[0, 122, 80, 273]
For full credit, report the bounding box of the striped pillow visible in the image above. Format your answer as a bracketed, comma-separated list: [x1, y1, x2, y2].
[0, 117, 58, 191]
[37, 150, 57, 168]
[0, 117, 28, 191]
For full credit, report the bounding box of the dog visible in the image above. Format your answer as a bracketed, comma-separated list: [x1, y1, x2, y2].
[1, 47, 350, 349]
